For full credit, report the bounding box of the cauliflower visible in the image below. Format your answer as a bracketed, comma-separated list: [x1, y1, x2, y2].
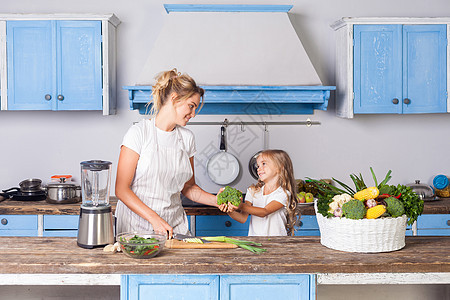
[328, 193, 353, 213]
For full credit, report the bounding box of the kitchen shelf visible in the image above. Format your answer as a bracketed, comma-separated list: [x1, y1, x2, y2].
[123, 85, 336, 115]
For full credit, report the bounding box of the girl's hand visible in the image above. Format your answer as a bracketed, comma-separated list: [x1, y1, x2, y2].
[226, 202, 240, 213]
[218, 203, 229, 212]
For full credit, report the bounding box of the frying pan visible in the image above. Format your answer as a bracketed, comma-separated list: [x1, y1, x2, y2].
[206, 126, 240, 185]
[2, 187, 47, 201]
[248, 126, 269, 180]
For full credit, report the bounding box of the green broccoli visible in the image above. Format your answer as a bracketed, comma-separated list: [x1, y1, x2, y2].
[342, 199, 366, 220]
[384, 197, 405, 217]
[217, 186, 242, 207]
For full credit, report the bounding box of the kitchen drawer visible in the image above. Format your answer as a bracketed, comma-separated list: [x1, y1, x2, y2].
[43, 215, 79, 237]
[195, 215, 249, 236]
[294, 215, 320, 236]
[0, 215, 38, 236]
[417, 214, 450, 236]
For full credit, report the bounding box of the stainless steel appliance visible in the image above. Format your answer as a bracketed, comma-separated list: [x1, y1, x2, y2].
[77, 160, 114, 249]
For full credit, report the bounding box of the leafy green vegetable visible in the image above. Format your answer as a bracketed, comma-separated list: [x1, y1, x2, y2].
[393, 184, 424, 225]
[119, 235, 161, 256]
[217, 186, 243, 206]
[202, 236, 267, 254]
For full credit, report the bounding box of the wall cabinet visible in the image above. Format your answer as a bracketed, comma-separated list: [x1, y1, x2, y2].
[332, 18, 449, 118]
[121, 274, 315, 300]
[0, 14, 119, 115]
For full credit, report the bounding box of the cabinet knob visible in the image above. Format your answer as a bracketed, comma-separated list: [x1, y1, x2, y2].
[1, 218, 7, 225]
[45, 94, 52, 101]
[298, 221, 303, 227]
[392, 98, 399, 104]
[403, 98, 411, 105]
[57, 95, 64, 101]
[447, 220, 450, 226]
[225, 221, 232, 227]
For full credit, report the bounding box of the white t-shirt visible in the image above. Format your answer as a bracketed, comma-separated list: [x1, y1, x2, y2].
[122, 119, 196, 157]
[245, 186, 289, 236]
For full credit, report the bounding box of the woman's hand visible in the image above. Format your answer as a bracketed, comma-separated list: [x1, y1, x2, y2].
[151, 216, 174, 239]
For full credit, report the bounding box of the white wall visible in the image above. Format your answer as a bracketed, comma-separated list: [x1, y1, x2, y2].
[1, 0, 450, 194]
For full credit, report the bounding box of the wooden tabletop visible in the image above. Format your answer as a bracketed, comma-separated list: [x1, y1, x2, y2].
[0, 236, 448, 275]
[0, 198, 448, 216]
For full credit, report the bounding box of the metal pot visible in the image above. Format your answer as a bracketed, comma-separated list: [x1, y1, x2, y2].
[45, 183, 81, 204]
[19, 178, 43, 193]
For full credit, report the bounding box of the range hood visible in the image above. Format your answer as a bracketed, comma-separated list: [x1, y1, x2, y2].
[124, 4, 335, 115]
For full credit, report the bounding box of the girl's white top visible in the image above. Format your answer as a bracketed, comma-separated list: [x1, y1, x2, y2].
[115, 118, 195, 235]
[245, 186, 289, 236]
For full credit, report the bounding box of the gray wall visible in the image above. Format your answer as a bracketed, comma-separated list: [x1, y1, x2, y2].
[1, 0, 450, 194]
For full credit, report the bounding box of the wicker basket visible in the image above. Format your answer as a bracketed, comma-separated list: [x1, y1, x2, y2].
[314, 202, 407, 253]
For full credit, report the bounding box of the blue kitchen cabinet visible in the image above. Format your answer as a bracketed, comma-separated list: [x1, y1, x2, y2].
[121, 274, 315, 300]
[195, 215, 250, 236]
[0, 215, 38, 236]
[7, 20, 102, 111]
[416, 214, 450, 236]
[354, 24, 447, 114]
[295, 215, 320, 236]
[43, 215, 79, 237]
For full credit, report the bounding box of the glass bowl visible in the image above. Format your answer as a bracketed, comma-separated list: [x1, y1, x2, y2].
[117, 232, 166, 259]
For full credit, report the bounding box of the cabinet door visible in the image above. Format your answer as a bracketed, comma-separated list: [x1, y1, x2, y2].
[220, 274, 314, 300]
[56, 21, 102, 110]
[7, 21, 54, 110]
[121, 274, 219, 300]
[402, 25, 447, 114]
[417, 214, 450, 236]
[196, 215, 249, 236]
[295, 215, 320, 236]
[43, 215, 79, 237]
[353, 24, 402, 114]
[0, 215, 38, 236]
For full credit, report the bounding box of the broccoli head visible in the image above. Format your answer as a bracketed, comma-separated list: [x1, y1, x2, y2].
[217, 186, 242, 206]
[342, 199, 366, 220]
[384, 197, 405, 217]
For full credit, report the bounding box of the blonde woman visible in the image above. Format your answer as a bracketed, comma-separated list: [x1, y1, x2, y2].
[115, 69, 221, 237]
[224, 150, 299, 236]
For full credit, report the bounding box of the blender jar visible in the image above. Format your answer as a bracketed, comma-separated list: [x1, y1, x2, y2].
[80, 160, 112, 207]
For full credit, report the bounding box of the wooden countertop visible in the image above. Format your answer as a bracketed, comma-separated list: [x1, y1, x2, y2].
[0, 197, 448, 216]
[0, 236, 448, 275]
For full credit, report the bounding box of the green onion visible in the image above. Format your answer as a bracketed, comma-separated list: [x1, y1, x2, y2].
[202, 236, 267, 254]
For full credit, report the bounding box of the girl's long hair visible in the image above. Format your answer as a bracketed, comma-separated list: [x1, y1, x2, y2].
[148, 68, 205, 116]
[250, 149, 299, 236]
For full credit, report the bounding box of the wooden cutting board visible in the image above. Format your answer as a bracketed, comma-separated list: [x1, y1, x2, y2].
[165, 239, 238, 249]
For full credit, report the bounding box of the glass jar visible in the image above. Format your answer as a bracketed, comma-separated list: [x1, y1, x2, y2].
[433, 175, 450, 198]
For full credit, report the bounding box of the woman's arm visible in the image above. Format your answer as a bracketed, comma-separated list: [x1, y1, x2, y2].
[115, 146, 173, 236]
[181, 157, 218, 207]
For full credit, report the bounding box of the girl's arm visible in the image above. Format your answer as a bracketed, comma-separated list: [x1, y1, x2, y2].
[227, 204, 250, 224]
[115, 146, 173, 236]
[239, 200, 284, 218]
[181, 157, 219, 207]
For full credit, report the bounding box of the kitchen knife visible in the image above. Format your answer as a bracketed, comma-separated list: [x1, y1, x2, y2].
[172, 233, 210, 243]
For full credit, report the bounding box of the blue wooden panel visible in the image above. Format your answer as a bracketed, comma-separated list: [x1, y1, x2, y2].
[220, 274, 313, 300]
[0, 215, 38, 230]
[417, 229, 450, 236]
[402, 25, 447, 113]
[417, 214, 450, 229]
[7, 21, 54, 110]
[164, 4, 293, 13]
[44, 215, 78, 229]
[123, 85, 335, 115]
[121, 274, 219, 300]
[57, 21, 102, 110]
[353, 25, 402, 114]
[196, 215, 249, 236]
[43, 230, 78, 237]
[295, 215, 320, 236]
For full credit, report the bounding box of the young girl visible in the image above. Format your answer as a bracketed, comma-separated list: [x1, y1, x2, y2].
[223, 150, 299, 236]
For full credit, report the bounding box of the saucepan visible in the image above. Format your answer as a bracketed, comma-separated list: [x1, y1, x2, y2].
[206, 126, 240, 185]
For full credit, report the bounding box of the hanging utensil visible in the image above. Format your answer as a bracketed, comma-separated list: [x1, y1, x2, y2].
[248, 124, 269, 180]
[206, 125, 240, 185]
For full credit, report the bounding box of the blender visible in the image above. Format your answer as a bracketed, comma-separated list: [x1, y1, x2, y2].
[77, 160, 114, 249]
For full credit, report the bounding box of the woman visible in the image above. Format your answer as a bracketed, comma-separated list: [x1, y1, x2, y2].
[115, 68, 219, 238]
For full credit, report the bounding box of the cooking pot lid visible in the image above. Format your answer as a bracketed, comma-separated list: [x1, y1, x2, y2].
[406, 179, 435, 200]
[47, 183, 77, 188]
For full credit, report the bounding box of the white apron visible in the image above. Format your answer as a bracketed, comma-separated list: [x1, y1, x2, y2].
[115, 119, 193, 235]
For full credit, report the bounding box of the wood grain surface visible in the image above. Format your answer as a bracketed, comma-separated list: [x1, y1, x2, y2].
[165, 239, 238, 249]
[0, 236, 448, 275]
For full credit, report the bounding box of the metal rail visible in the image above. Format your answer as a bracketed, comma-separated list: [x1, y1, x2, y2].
[187, 118, 320, 128]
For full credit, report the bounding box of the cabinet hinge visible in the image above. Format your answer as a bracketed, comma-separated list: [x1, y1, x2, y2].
[352, 92, 355, 100]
